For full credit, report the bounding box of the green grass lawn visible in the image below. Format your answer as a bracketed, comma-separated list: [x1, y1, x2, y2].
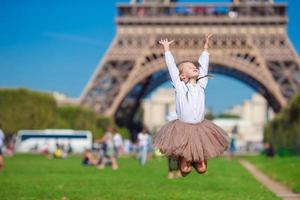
[0, 154, 279, 200]
[245, 155, 300, 193]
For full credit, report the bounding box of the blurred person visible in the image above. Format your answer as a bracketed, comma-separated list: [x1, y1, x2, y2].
[41, 141, 49, 155]
[137, 127, 150, 166]
[97, 127, 118, 170]
[53, 143, 64, 158]
[82, 149, 97, 166]
[229, 125, 238, 158]
[123, 139, 132, 155]
[67, 140, 73, 154]
[146, 131, 154, 161]
[113, 128, 124, 156]
[32, 143, 39, 154]
[264, 142, 275, 158]
[6, 136, 15, 156]
[61, 144, 68, 158]
[229, 135, 237, 158]
[167, 157, 181, 179]
[0, 129, 5, 170]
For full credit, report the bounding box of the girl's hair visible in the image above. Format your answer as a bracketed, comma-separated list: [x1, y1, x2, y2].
[178, 61, 214, 82]
[178, 61, 196, 81]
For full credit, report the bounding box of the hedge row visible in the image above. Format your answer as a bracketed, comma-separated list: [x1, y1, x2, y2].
[0, 88, 129, 139]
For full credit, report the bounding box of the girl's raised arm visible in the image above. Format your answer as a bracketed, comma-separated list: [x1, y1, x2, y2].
[198, 51, 209, 88]
[197, 34, 212, 89]
[159, 39, 180, 86]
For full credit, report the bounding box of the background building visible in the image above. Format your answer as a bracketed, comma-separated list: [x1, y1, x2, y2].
[218, 93, 274, 152]
[142, 88, 176, 132]
[53, 92, 79, 106]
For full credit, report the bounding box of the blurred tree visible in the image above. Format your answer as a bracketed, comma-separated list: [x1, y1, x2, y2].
[217, 113, 240, 119]
[264, 92, 300, 156]
[0, 88, 56, 135]
[55, 106, 98, 137]
[205, 112, 214, 120]
[0, 88, 131, 140]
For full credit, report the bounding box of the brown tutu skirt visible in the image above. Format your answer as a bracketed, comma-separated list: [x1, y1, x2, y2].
[153, 119, 229, 162]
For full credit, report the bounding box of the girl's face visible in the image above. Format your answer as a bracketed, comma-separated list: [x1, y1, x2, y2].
[180, 62, 200, 81]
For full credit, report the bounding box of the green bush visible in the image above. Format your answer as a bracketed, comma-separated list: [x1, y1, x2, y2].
[55, 106, 98, 137]
[264, 92, 300, 155]
[205, 112, 214, 120]
[116, 127, 130, 139]
[0, 88, 131, 140]
[0, 88, 56, 135]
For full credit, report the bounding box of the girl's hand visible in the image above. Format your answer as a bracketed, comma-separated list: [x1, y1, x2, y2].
[204, 34, 213, 50]
[205, 34, 213, 42]
[159, 39, 174, 52]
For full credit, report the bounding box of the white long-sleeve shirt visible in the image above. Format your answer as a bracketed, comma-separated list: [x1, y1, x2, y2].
[0, 129, 5, 147]
[165, 50, 209, 124]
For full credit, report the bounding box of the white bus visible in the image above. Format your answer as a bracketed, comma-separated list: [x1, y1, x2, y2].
[15, 129, 93, 154]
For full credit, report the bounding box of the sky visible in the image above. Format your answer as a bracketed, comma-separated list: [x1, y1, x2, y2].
[0, 0, 299, 114]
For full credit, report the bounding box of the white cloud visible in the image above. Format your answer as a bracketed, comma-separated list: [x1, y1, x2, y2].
[43, 32, 102, 46]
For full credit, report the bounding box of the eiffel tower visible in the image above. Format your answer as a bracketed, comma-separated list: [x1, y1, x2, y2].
[79, 0, 300, 127]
